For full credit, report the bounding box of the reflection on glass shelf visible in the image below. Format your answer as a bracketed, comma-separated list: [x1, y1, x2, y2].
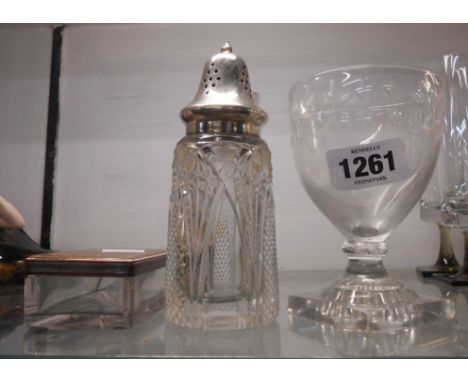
[23, 310, 166, 357]
[289, 313, 459, 357]
[164, 321, 281, 357]
[0, 271, 467, 357]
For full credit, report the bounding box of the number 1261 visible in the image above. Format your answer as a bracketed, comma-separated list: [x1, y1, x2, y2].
[339, 151, 395, 179]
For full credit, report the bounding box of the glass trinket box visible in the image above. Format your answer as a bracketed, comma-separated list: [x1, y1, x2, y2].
[24, 249, 166, 329]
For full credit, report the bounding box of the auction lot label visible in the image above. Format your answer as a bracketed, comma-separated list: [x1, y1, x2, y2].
[326, 138, 410, 190]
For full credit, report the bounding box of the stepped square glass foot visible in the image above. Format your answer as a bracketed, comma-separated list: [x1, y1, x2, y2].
[434, 272, 468, 287]
[416, 265, 460, 278]
[288, 274, 455, 332]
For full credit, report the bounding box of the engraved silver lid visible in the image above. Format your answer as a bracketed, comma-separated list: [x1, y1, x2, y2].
[180, 41, 267, 129]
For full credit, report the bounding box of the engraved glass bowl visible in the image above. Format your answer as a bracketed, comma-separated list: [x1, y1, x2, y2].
[288, 65, 454, 330]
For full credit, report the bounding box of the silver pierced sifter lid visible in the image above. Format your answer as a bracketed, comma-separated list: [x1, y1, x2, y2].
[180, 41, 267, 131]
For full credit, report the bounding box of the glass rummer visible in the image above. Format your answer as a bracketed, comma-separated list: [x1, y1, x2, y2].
[426, 53, 468, 286]
[418, 53, 468, 278]
[288, 65, 454, 330]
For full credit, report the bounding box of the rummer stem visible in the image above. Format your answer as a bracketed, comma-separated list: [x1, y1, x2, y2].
[342, 240, 388, 278]
[342, 240, 387, 260]
[435, 224, 459, 268]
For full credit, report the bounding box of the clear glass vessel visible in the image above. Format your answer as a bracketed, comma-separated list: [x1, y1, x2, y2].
[166, 133, 278, 330]
[24, 250, 166, 329]
[165, 43, 279, 330]
[288, 65, 454, 330]
[419, 53, 468, 285]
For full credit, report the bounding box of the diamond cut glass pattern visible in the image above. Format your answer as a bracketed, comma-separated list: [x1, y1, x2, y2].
[166, 135, 279, 330]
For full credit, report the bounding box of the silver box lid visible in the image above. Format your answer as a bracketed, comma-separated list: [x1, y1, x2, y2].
[25, 249, 166, 277]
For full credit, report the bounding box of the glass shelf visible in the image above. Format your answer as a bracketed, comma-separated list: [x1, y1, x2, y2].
[1, 270, 467, 358]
